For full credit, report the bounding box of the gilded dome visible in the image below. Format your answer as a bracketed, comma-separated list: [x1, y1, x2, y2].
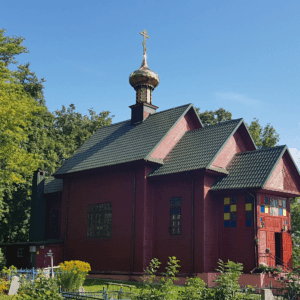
[129, 54, 159, 89]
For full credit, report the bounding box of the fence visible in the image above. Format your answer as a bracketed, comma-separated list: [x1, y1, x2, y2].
[61, 286, 132, 300]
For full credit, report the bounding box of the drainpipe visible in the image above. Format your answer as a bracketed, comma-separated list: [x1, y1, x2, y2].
[246, 191, 258, 269]
[130, 171, 136, 273]
[63, 179, 71, 261]
[191, 178, 194, 275]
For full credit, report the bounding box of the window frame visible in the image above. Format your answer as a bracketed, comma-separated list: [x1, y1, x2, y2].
[169, 197, 181, 236]
[87, 202, 112, 239]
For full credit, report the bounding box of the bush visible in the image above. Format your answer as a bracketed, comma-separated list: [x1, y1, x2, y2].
[16, 271, 63, 300]
[0, 278, 10, 295]
[133, 256, 181, 300]
[0, 249, 6, 271]
[57, 260, 91, 291]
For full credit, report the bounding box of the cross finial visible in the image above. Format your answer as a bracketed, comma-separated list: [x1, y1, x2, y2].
[140, 29, 149, 55]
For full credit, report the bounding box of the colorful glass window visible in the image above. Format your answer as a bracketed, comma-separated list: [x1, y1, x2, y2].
[279, 200, 282, 207]
[261, 206, 265, 213]
[283, 200, 286, 208]
[231, 197, 237, 204]
[265, 206, 269, 214]
[224, 197, 230, 205]
[246, 203, 252, 211]
[224, 220, 230, 228]
[246, 220, 252, 227]
[245, 196, 253, 203]
[170, 197, 181, 235]
[279, 208, 283, 216]
[224, 213, 230, 220]
[231, 212, 237, 220]
[246, 211, 252, 219]
[224, 205, 230, 212]
[270, 199, 274, 207]
[283, 208, 286, 216]
[265, 197, 269, 205]
[230, 205, 237, 212]
[231, 220, 237, 227]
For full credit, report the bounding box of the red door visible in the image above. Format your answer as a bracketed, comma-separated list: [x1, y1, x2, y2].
[267, 232, 275, 266]
[282, 232, 293, 269]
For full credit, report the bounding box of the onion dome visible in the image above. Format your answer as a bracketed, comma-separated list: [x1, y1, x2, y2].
[129, 54, 159, 90]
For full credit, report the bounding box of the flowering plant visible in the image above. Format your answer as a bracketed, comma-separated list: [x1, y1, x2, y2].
[57, 260, 91, 291]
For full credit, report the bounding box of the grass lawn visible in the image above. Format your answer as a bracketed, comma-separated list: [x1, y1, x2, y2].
[83, 278, 142, 293]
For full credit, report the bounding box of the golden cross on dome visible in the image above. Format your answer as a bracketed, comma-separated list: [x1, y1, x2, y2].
[140, 29, 149, 55]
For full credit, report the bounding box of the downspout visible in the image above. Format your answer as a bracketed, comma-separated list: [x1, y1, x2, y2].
[130, 170, 136, 273]
[191, 178, 195, 275]
[246, 190, 258, 269]
[63, 179, 71, 261]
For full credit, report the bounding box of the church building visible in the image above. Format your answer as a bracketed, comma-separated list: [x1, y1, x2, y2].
[4, 31, 300, 281]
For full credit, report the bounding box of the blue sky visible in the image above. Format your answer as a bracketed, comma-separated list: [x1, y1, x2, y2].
[1, 0, 300, 168]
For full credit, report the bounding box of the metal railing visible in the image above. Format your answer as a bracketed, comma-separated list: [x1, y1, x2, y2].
[258, 252, 294, 272]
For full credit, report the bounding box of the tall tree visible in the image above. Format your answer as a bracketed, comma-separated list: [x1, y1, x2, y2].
[0, 29, 113, 243]
[290, 198, 300, 267]
[196, 107, 280, 148]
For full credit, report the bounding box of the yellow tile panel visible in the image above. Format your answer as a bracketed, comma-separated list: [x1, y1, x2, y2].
[224, 198, 230, 205]
[224, 213, 230, 220]
[230, 205, 237, 212]
[246, 203, 252, 211]
[283, 209, 286, 216]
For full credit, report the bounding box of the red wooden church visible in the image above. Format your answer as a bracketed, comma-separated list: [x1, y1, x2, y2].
[4, 32, 300, 281]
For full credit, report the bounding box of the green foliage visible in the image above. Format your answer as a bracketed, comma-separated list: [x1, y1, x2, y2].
[257, 264, 283, 274]
[276, 268, 300, 299]
[247, 118, 279, 149]
[1, 266, 17, 279]
[0, 250, 6, 271]
[178, 277, 208, 300]
[195, 107, 232, 126]
[213, 259, 243, 300]
[196, 107, 280, 149]
[57, 260, 91, 291]
[134, 256, 181, 300]
[291, 197, 300, 267]
[0, 28, 113, 244]
[16, 272, 63, 300]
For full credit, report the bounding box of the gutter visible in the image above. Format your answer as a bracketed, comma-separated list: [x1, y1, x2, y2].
[246, 190, 258, 269]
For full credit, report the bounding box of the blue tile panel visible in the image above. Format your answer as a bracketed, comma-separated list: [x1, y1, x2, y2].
[211, 146, 287, 191]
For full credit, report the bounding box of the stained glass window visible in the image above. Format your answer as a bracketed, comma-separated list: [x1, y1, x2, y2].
[245, 196, 253, 203]
[265, 197, 269, 205]
[261, 206, 265, 213]
[279, 208, 283, 216]
[246, 220, 252, 227]
[224, 205, 230, 213]
[87, 202, 112, 238]
[231, 197, 237, 204]
[170, 197, 181, 235]
[283, 200, 286, 208]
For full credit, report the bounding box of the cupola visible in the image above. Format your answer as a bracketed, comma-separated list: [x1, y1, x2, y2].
[129, 30, 159, 124]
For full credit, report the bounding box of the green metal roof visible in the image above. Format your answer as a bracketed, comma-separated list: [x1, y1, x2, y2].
[44, 177, 63, 194]
[54, 104, 195, 176]
[210, 145, 287, 191]
[148, 118, 243, 177]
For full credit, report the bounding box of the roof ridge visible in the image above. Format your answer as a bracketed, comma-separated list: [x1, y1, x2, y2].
[234, 145, 286, 156]
[149, 103, 192, 116]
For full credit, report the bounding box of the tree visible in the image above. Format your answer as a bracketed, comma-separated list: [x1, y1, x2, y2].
[0, 29, 113, 243]
[290, 198, 300, 267]
[196, 107, 280, 148]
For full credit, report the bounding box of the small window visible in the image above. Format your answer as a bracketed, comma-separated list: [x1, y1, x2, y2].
[170, 197, 181, 235]
[17, 248, 24, 258]
[245, 196, 253, 203]
[87, 202, 112, 238]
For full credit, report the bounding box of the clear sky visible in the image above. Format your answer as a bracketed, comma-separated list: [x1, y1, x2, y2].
[1, 0, 300, 168]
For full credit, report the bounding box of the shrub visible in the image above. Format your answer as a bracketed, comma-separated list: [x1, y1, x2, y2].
[0, 249, 6, 271]
[0, 278, 10, 295]
[133, 256, 181, 300]
[57, 260, 91, 291]
[178, 277, 207, 300]
[16, 271, 63, 300]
